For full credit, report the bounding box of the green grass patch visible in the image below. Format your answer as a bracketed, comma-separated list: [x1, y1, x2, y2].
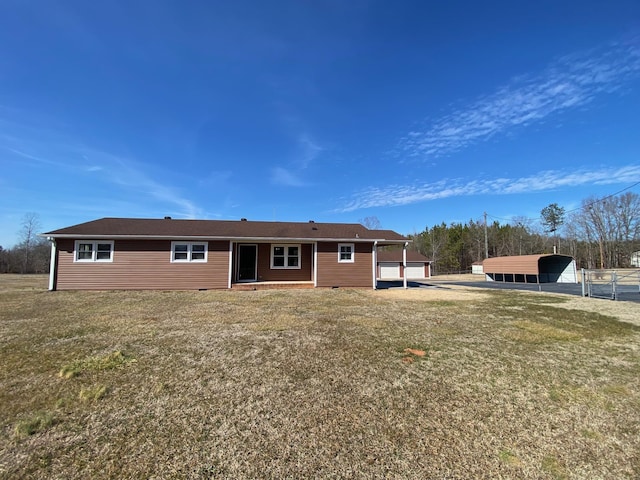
[79, 384, 109, 402]
[581, 428, 603, 440]
[499, 449, 521, 466]
[542, 455, 568, 480]
[508, 319, 581, 342]
[59, 350, 136, 379]
[13, 410, 55, 438]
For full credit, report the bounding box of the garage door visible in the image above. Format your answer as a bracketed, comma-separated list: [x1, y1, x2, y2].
[405, 262, 426, 279]
[379, 262, 400, 279]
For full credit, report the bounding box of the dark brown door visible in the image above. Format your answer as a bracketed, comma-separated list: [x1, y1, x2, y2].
[238, 244, 257, 281]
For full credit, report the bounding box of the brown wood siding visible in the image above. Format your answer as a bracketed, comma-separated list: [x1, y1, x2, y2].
[317, 242, 373, 287]
[256, 243, 313, 282]
[55, 239, 229, 290]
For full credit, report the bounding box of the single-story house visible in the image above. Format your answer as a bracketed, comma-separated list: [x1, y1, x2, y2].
[376, 250, 431, 280]
[483, 254, 578, 284]
[42, 217, 411, 291]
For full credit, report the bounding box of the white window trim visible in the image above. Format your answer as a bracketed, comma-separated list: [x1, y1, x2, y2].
[171, 241, 208, 263]
[74, 240, 114, 263]
[270, 244, 301, 270]
[338, 243, 355, 263]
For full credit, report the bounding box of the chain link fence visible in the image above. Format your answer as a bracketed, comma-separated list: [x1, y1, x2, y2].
[582, 269, 640, 300]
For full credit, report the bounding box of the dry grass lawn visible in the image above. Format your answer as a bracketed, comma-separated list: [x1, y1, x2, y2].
[1, 275, 639, 479]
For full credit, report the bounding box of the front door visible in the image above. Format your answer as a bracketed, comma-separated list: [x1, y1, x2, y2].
[237, 244, 257, 282]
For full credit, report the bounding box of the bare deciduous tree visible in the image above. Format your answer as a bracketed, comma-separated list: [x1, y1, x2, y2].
[18, 212, 42, 274]
[359, 216, 382, 230]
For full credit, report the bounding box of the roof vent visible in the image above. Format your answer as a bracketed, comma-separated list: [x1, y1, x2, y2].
[240, 218, 247, 221]
[164, 216, 172, 220]
[309, 220, 315, 223]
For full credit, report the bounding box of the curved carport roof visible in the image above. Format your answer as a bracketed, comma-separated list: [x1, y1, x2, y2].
[483, 254, 577, 283]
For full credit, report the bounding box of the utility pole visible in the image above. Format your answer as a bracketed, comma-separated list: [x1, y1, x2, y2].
[484, 212, 489, 259]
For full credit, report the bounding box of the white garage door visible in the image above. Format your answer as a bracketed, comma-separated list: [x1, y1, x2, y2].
[405, 262, 426, 279]
[379, 262, 401, 279]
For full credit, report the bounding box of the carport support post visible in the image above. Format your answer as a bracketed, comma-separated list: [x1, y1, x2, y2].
[403, 242, 408, 289]
[372, 241, 378, 290]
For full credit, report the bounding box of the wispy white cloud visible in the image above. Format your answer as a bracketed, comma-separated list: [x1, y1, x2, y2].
[198, 170, 233, 186]
[336, 165, 640, 212]
[78, 148, 201, 219]
[3, 146, 68, 168]
[398, 38, 640, 160]
[297, 133, 324, 169]
[268, 131, 323, 187]
[270, 166, 308, 187]
[0, 103, 203, 220]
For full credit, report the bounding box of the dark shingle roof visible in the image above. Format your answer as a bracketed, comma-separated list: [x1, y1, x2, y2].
[44, 217, 408, 242]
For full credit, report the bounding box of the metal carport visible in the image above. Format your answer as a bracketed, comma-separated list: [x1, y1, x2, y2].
[483, 254, 577, 284]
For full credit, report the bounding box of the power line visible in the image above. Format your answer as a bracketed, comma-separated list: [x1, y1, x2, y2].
[486, 180, 640, 225]
[562, 180, 640, 215]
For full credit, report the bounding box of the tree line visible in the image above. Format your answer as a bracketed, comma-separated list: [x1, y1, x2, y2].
[3, 192, 639, 275]
[0, 213, 51, 274]
[408, 192, 640, 274]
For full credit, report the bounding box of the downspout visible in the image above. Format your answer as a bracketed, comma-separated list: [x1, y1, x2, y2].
[403, 242, 408, 289]
[47, 237, 57, 291]
[372, 241, 378, 290]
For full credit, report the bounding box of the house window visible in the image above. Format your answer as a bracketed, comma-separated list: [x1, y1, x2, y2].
[171, 242, 208, 262]
[74, 240, 114, 262]
[271, 244, 301, 269]
[338, 243, 354, 263]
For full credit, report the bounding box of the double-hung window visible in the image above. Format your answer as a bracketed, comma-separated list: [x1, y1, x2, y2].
[171, 242, 208, 262]
[74, 240, 114, 262]
[271, 244, 300, 269]
[338, 243, 354, 263]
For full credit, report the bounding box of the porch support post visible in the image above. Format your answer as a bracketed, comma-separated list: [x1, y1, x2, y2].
[48, 237, 57, 291]
[372, 241, 378, 290]
[313, 242, 318, 287]
[228, 241, 234, 289]
[403, 242, 408, 289]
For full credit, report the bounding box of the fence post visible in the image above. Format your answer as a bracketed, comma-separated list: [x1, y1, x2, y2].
[612, 271, 617, 301]
[581, 268, 586, 297]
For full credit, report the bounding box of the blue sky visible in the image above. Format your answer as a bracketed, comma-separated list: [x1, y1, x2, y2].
[1, 1, 640, 247]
